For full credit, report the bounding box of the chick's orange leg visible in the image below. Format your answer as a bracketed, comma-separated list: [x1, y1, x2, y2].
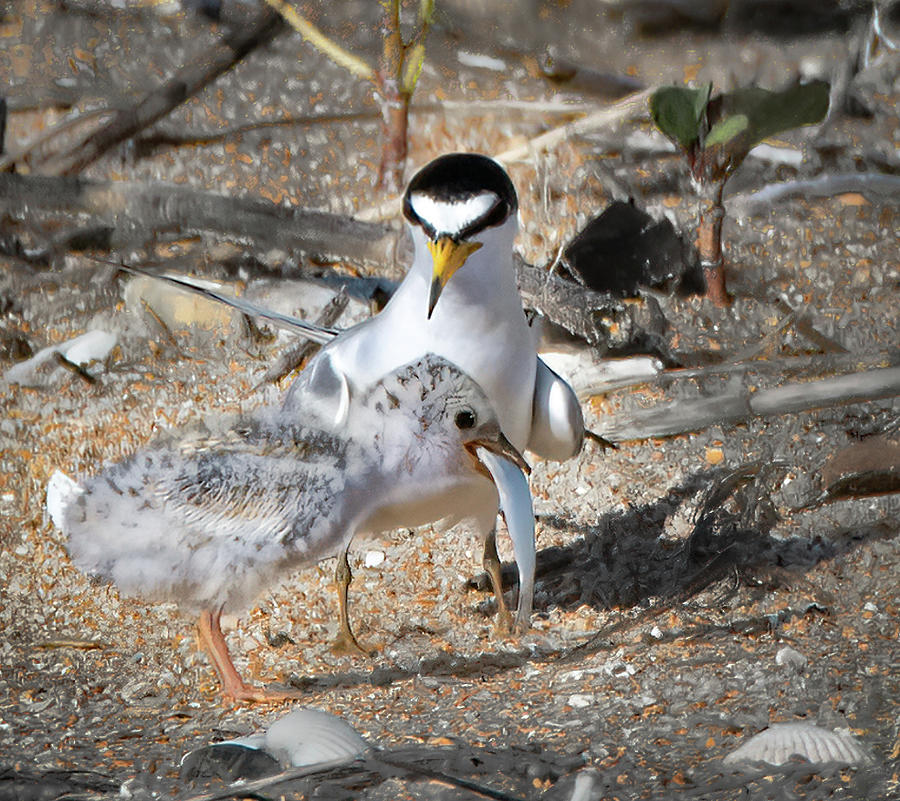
[197, 609, 301, 703]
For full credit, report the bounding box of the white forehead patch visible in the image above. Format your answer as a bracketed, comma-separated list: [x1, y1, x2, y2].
[408, 191, 498, 235]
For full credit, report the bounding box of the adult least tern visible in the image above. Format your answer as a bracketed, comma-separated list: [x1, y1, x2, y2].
[53, 355, 528, 702]
[284, 153, 584, 633]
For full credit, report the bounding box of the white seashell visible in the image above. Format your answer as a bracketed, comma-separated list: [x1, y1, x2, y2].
[567, 694, 594, 709]
[567, 769, 600, 801]
[724, 723, 874, 767]
[46, 470, 83, 531]
[264, 708, 369, 767]
[62, 330, 117, 367]
[456, 51, 507, 72]
[5, 330, 116, 386]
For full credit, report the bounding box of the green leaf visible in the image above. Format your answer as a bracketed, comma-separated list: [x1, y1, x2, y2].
[649, 84, 712, 150]
[714, 80, 830, 150]
[705, 114, 749, 147]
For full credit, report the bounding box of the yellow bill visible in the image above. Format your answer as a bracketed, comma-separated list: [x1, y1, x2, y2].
[426, 237, 483, 318]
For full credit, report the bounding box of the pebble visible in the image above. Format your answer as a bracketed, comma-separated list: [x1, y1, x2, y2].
[566, 694, 594, 709]
[775, 645, 808, 671]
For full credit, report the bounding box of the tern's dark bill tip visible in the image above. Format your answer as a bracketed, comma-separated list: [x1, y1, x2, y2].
[427, 277, 442, 318]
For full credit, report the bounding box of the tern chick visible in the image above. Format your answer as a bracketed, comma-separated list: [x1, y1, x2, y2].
[56, 355, 527, 702]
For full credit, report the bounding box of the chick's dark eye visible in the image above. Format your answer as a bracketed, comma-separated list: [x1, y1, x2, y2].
[454, 409, 476, 430]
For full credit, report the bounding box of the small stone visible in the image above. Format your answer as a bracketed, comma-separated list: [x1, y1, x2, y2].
[567, 694, 594, 709]
[775, 646, 807, 671]
[364, 550, 385, 568]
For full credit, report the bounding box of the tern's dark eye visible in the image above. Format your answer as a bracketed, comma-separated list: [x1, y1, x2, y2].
[454, 409, 477, 430]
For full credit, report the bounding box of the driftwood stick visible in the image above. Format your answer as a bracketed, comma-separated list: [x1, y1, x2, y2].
[258, 287, 349, 385]
[771, 295, 848, 354]
[514, 254, 658, 351]
[727, 173, 900, 217]
[36, 10, 286, 175]
[178, 749, 526, 801]
[0, 108, 115, 173]
[494, 89, 651, 164]
[0, 173, 628, 345]
[596, 365, 900, 441]
[581, 351, 894, 392]
[749, 366, 900, 415]
[0, 173, 397, 266]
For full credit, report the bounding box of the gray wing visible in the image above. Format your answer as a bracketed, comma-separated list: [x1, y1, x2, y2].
[527, 357, 584, 461]
[63, 428, 348, 612]
[281, 350, 354, 429]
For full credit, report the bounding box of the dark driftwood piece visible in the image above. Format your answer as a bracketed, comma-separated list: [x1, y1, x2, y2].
[596, 365, 900, 441]
[0, 174, 630, 343]
[0, 174, 396, 267]
[36, 10, 286, 175]
[179, 748, 529, 801]
[514, 255, 669, 354]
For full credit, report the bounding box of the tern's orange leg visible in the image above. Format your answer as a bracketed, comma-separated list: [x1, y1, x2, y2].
[196, 609, 301, 703]
[482, 528, 513, 634]
[330, 549, 374, 657]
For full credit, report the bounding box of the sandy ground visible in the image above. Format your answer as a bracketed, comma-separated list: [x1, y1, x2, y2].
[1, 1, 898, 799]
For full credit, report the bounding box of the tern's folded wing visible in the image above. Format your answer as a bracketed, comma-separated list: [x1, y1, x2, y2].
[527, 357, 584, 461]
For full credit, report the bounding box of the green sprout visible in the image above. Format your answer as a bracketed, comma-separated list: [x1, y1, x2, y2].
[650, 80, 830, 305]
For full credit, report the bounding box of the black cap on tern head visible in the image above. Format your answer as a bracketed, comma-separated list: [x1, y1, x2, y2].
[402, 153, 518, 241]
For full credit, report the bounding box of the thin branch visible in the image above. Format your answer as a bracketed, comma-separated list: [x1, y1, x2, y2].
[177, 749, 527, 801]
[178, 756, 368, 801]
[258, 288, 349, 386]
[36, 10, 286, 175]
[726, 172, 900, 217]
[0, 107, 115, 173]
[494, 88, 652, 164]
[130, 99, 591, 152]
[261, 0, 375, 82]
[594, 365, 900, 441]
[771, 294, 848, 354]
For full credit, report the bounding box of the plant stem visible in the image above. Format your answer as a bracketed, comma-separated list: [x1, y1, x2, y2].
[376, 0, 410, 193]
[697, 179, 729, 306]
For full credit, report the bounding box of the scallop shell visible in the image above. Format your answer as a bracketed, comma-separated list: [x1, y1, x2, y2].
[724, 723, 873, 767]
[264, 707, 369, 767]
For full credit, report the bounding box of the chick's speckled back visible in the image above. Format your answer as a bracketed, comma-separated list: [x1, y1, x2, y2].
[64, 415, 359, 614]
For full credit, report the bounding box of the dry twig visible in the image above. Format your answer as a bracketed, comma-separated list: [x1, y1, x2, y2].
[595, 365, 900, 441]
[35, 10, 286, 175]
